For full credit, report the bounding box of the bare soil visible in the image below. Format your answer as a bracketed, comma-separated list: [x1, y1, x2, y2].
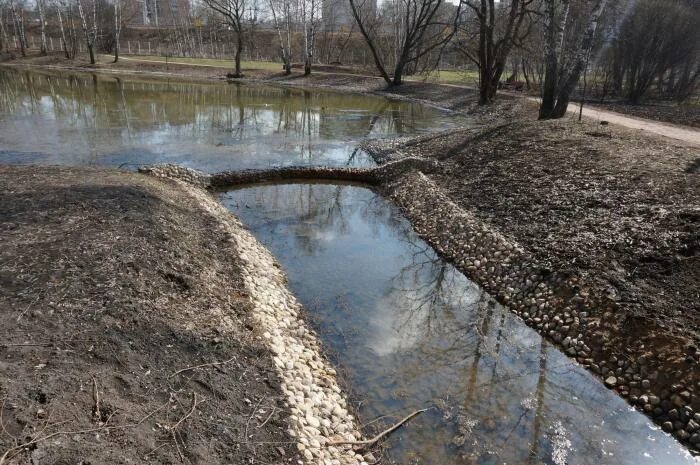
[0, 165, 298, 464]
[385, 110, 700, 349]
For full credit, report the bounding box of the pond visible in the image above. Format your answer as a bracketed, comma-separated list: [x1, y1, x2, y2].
[0, 67, 457, 170]
[221, 183, 696, 465]
[0, 67, 695, 464]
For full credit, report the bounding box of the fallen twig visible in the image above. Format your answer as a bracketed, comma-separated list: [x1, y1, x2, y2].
[256, 406, 277, 429]
[0, 401, 168, 465]
[328, 408, 430, 448]
[169, 356, 236, 378]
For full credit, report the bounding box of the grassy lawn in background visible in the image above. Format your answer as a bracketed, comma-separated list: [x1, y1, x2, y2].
[121, 54, 282, 71]
[412, 69, 479, 85]
[120, 54, 479, 84]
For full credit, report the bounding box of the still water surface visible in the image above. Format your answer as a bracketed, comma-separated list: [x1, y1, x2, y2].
[0, 68, 695, 464]
[0, 67, 456, 170]
[222, 184, 696, 465]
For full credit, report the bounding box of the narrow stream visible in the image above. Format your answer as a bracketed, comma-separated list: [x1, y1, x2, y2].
[221, 183, 695, 465]
[1, 67, 696, 464]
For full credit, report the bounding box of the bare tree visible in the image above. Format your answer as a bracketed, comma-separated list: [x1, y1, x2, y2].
[37, 0, 48, 54]
[76, 0, 98, 64]
[268, 0, 292, 74]
[53, 0, 71, 58]
[302, 0, 319, 75]
[350, 0, 462, 86]
[0, 3, 9, 53]
[459, 0, 537, 105]
[608, 0, 700, 104]
[203, 0, 247, 77]
[113, 0, 121, 62]
[10, 0, 26, 57]
[538, 0, 608, 119]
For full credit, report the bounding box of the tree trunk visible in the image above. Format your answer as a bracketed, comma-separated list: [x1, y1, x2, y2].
[56, 6, 70, 58]
[0, 11, 8, 53]
[11, 1, 26, 57]
[541, 0, 607, 119]
[113, 0, 120, 62]
[37, 0, 48, 55]
[234, 31, 242, 76]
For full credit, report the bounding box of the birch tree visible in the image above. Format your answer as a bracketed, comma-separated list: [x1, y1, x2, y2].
[538, 0, 608, 119]
[10, 0, 26, 57]
[76, 0, 98, 64]
[302, 0, 319, 75]
[0, 3, 9, 53]
[268, 0, 292, 74]
[203, 0, 246, 77]
[54, 0, 71, 58]
[36, 0, 47, 54]
[113, 0, 121, 62]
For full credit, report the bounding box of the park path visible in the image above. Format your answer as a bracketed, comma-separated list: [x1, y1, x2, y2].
[564, 104, 700, 146]
[115, 56, 700, 146]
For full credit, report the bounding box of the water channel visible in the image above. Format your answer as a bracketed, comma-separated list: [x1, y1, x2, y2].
[0, 67, 695, 464]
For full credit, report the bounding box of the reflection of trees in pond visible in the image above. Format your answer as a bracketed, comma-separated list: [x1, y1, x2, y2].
[0, 68, 440, 164]
[375, 229, 565, 464]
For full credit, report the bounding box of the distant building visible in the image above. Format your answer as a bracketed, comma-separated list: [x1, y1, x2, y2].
[322, 0, 373, 31]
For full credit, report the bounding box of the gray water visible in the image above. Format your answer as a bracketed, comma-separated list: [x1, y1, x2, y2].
[0, 67, 457, 170]
[221, 184, 696, 465]
[1, 67, 695, 465]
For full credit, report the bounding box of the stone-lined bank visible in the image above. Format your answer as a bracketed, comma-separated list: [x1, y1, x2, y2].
[172, 179, 372, 465]
[383, 171, 700, 454]
[140, 163, 699, 455]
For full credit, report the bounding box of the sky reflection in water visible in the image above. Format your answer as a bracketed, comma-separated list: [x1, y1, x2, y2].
[221, 184, 696, 465]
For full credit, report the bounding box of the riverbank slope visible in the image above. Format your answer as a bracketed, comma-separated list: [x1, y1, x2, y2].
[0, 165, 300, 464]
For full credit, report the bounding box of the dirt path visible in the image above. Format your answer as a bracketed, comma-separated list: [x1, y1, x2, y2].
[568, 104, 700, 146]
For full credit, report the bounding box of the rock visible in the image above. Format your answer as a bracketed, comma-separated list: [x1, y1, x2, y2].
[604, 376, 617, 388]
[662, 421, 673, 433]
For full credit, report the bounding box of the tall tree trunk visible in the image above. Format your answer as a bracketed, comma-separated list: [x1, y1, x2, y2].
[10, 1, 26, 57]
[37, 0, 48, 55]
[77, 0, 96, 64]
[539, 0, 564, 118]
[550, 0, 607, 118]
[56, 5, 70, 58]
[539, 0, 607, 119]
[234, 28, 242, 76]
[348, 0, 391, 85]
[0, 10, 9, 53]
[113, 0, 121, 62]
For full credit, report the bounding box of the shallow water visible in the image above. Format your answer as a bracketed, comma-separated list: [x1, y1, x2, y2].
[0, 68, 457, 170]
[221, 184, 695, 465]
